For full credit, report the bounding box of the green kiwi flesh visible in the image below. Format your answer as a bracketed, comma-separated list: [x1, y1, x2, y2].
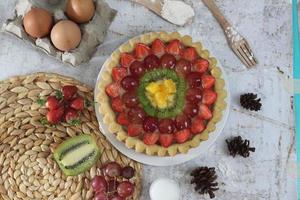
[54, 134, 100, 176]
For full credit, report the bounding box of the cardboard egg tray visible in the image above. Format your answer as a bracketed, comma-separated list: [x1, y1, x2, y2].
[2, 0, 117, 66]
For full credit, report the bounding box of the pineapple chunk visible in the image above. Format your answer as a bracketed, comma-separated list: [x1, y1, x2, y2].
[145, 79, 177, 109]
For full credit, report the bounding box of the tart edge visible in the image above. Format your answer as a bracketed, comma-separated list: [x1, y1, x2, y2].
[96, 31, 227, 157]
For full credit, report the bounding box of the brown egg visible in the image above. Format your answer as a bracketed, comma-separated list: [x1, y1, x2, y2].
[23, 8, 53, 38]
[66, 0, 95, 24]
[50, 20, 81, 52]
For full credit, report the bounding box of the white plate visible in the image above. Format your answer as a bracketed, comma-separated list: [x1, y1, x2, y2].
[94, 42, 230, 167]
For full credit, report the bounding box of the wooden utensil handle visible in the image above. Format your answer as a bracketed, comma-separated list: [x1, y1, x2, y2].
[202, 0, 230, 29]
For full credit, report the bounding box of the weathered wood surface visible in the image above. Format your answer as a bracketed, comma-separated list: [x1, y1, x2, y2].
[0, 0, 296, 199]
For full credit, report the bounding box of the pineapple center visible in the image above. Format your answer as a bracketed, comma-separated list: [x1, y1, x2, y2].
[145, 79, 177, 109]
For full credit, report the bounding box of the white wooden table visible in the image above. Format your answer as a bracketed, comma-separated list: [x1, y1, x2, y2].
[0, 0, 296, 199]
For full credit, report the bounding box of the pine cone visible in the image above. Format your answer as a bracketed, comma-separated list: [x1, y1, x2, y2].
[226, 136, 255, 158]
[190, 167, 219, 199]
[240, 93, 262, 111]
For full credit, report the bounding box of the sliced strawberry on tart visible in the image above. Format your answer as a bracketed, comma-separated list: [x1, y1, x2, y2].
[98, 32, 227, 156]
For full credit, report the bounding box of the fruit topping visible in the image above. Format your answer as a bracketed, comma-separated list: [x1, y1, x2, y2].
[191, 119, 205, 135]
[193, 58, 209, 73]
[175, 59, 191, 76]
[62, 85, 78, 100]
[117, 112, 130, 126]
[145, 79, 176, 109]
[166, 39, 182, 56]
[106, 82, 121, 98]
[198, 104, 212, 120]
[127, 124, 143, 137]
[175, 114, 191, 130]
[46, 96, 60, 110]
[54, 134, 100, 176]
[187, 72, 202, 88]
[112, 67, 128, 82]
[143, 117, 158, 132]
[129, 61, 146, 77]
[158, 119, 175, 134]
[47, 106, 64, 124]
[201, 75, 215, 89]
[143, 132, 159, 145]
[111, 97, 124, 112]
[184, 104, 199, 118]
[117, 181, 134, 198]
[70, 96, 84, 111]
[159, 134, 174, 148]
[103, 162, 122, 178]
[121, 76, 138, 91]
[175, 129, 190, 143]
[186, 88, 202, 103]
[106, 38, 220, 147]
[202, 90, 217, 105]
[122, 166, 135, 179]
[135, 43, 151, 59]
[182, 47, 197, 62]
[121, 53, 135, 68]
[151, 39, 165, 56]
[160, 54, 176, 69]
[122, 92, 139, 108]
[127, 107, 146, 123]
[144, 54, 160, 70]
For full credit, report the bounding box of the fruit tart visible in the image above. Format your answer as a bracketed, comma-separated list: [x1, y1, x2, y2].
[96, 32, 227, 156]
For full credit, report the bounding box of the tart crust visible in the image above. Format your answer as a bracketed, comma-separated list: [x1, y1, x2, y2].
[96, 32, 227, 156]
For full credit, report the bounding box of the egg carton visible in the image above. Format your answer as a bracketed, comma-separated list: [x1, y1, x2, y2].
[2, 0, 117, 66]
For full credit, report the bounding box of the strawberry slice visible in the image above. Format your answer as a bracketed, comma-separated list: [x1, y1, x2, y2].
[202, 90, 217, 105]
[111, 97, 124, 113]
[62, 85, 78, 100]
[151, 39, 165, 56]
[46, 107, 64, 124]
[64, 108, 79, 124]
[105, 82, 121, 98]
[166, 39, 182, 56]
[120, 53, 135, 68]
[198, 104, 213, 120]
[191, 119, 206, 134]
[112, 67, 127, 82]
[175, 129, 190, 144]
[193, 58, 209, 73]
[117, 112, 129, 126]
[46, 96, 60, 111]
[201, 75, 215, 89]
[182, 47, 197, 62]
[159, 134, 174, 148]
[70, 97, 84, 111]
[128, 124, 143, 137]
[143, 132, 159, 145]
[135, 43, 151, 59]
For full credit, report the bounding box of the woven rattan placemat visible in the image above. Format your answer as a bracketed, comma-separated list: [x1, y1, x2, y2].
[0, 73, 142, 200]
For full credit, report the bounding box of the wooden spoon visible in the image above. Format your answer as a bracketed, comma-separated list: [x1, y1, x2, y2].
[129, 0, 195, 26]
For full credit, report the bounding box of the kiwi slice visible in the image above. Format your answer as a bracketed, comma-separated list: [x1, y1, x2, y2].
[54, 134, 100, 176]
[138, 69, 186, 119]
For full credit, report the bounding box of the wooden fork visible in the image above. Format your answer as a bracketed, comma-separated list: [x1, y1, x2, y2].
[202, 0, 257, 68]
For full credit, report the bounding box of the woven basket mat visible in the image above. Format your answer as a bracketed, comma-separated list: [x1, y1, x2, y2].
[0, 73, 142, 200]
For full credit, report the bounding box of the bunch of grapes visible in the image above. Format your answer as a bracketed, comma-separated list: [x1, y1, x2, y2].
[91, 162, 135, 200]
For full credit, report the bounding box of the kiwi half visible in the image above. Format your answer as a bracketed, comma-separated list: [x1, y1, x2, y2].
[54, 134, 101, 176]
[138, 69, 187, 119]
